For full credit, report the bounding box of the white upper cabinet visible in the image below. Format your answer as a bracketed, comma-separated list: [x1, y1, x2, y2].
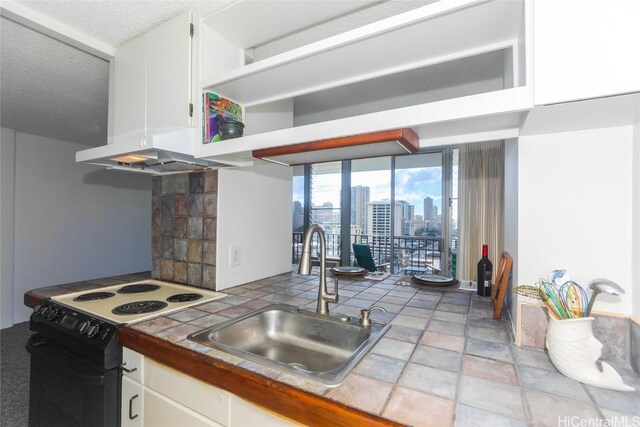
[533, 0, 640, 105]
[146, 12, 192, 135]
[111, 10, 193, 144]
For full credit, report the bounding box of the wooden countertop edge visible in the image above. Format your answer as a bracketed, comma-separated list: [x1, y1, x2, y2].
[24, 291, 43, 309]
[118, 327, 403, 427]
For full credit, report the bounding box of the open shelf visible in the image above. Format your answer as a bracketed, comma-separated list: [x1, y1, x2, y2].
[200, 0, 375, 49]
[201, 0, 525, 107]
[196, 87, 533, 166]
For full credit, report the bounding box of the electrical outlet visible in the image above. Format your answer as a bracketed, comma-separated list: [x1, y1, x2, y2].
[229, 246, 241, 266]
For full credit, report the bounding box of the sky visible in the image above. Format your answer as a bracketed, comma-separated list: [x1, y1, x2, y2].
[293, 166, 442, 215]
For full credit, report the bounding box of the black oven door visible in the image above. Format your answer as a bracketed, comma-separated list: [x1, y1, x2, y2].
[26, 334, 120, 427]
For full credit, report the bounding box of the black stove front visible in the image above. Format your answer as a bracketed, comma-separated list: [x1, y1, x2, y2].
[27, 300, 122, 427]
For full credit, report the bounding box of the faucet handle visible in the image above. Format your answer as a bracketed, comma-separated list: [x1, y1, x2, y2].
[360, 306, 386, 326]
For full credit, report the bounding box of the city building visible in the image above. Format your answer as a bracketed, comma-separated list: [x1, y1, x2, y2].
[397, 200, 415, 236]
[350, 185, 370, 234]
[367, 200, 403, 237]
[424, 196, 434, 221]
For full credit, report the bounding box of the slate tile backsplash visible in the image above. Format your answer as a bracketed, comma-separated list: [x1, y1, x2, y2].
[152, 170, 217, 289]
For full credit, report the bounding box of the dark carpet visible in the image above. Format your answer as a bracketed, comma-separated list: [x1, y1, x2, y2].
[1, 322, 32, 427]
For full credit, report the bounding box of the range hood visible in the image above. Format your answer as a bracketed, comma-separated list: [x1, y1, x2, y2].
[76, 129, 216, 174]
[252, 128, 420, 166]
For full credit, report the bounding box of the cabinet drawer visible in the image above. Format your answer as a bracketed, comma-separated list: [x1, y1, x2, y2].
[122, 347, 144, 383]
[144, 359, 230, 426]
[144, 387, 222, 427]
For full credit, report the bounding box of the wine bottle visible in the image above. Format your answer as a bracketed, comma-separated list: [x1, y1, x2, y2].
[477, 244, 493, 297]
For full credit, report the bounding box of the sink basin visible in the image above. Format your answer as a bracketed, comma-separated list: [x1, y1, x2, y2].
[187, 304, 389, 385]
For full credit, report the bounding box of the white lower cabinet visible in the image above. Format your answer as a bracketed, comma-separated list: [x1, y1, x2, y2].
[121, 376, 143, 427]
[121, 348, 295, 427]
[229, 395, 295, 427]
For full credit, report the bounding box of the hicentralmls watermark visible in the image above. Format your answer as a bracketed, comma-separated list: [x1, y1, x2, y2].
[558, 416, 640, 427]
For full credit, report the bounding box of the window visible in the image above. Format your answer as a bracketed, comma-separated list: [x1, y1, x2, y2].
[292, 166, 305, 232]
[292, 166, 305, 263]
[309, 162, 342, 258]
[292, 149, 456, 275]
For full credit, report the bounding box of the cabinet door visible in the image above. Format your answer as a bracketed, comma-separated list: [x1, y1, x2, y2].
[112, 35, 147, 141]
[144, 387, 222, 427]
[534, 0, 640, 105]
[122, 376, 144, 427]
[146, 10, 192, 135]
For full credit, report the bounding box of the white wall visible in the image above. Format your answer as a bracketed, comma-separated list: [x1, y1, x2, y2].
[4, 130, 151, 325]
[216, 163, 292, 290]
[1, 128, 16, 329]
[517, 125, 635, 315]
[633, 120, 640, 316]
[503, 138, 518, 328]
[293, 50, 507, 127]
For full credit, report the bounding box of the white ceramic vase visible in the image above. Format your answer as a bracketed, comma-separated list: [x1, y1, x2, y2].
[546, 317, 634, 391]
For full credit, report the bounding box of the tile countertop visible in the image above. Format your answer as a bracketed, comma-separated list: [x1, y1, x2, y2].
[26, 271, 640, 427]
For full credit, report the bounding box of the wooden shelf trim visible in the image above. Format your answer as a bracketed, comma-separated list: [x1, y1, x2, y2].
[118, 327, 403, 427]
[253, 128, 419, 159]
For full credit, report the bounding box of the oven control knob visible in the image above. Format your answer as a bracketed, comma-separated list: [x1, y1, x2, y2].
[34, 304, 41, 314]
[87, 324, 100, 339]
[46, 307, 60, 321]
[38, 306, 49, 317]
[78, 321, 90, 335]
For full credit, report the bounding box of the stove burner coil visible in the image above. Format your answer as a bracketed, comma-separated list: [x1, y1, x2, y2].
[166, 293, 203, 303]
[111, 301, 168, 315]
[72, 292, 116, 302]
[117, 284, 161, 294]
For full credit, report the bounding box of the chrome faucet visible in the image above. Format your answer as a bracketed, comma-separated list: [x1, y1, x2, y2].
[298, 224, 338, 315]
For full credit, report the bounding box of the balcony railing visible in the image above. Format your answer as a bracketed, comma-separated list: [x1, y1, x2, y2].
[292, 232, 442, 274]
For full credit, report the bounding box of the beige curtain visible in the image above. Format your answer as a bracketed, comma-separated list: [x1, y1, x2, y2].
[457, 140, 504, 282]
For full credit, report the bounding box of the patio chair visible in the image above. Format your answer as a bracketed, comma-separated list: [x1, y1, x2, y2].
[352, 244, 390, 272]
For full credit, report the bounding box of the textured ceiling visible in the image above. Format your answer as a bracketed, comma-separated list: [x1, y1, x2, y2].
[1, 1, 195, 147]
[1, 18, 109, 146]
[0, 0, 417, 147]
[16, 0, 195, 47]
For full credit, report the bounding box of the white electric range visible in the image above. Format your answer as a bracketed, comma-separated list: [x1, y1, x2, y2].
[51, 279, 226, 324]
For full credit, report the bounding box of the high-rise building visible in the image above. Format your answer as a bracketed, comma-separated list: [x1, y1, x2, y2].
[424, 197, 434, 221]
[311, 201, 336, 225]
[414, 214, 425, 235]
[396, 200, 415, 236]
[292, 200, 304, 231]
[367, 200, 403, 236]
[351, 186, 370, 234]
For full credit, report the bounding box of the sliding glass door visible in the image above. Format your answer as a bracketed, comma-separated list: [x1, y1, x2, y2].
[394, 152, 443, 274]
[350, 157, 392, 267]
[292, 149, 456, 275]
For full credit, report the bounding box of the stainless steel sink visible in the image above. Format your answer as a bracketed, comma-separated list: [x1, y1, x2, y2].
[187, 304, 389, 385]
